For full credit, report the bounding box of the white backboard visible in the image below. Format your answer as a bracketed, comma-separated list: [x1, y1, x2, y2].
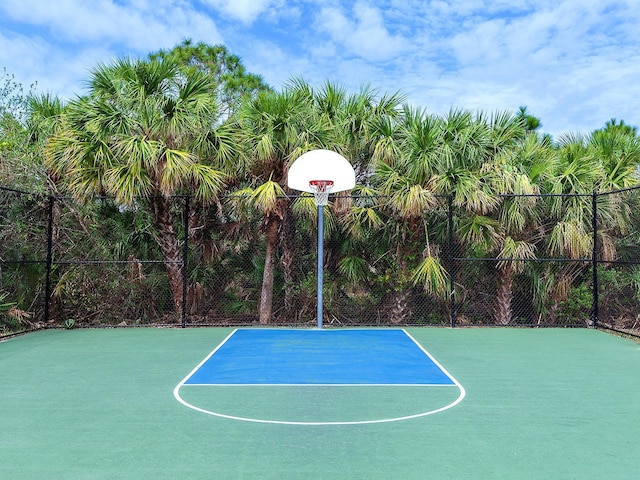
[287, 149, 356, 193]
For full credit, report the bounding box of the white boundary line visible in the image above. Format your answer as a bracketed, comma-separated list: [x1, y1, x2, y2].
[173, 328, 466, 426]
[178, 328, 238, 384]
[181, 383, 456, 387]
[401, 329, 464, 388]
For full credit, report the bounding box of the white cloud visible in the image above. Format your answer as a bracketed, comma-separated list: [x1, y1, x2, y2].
[229, 0, 639, 138]
[201, 0, 278, 24]
[242, 40, 297, 87]
[0, 0, 223, 50]
[405, 0, 638, 135]
[0, 30, 112, 99]
[1, 0, 639, 138]
[315, 2, 410, 62]
[0, 0, 226, 98]
[0, 33, 51, 89]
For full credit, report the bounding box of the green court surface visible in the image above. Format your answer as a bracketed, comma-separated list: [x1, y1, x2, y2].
[1, 327, 639, 479]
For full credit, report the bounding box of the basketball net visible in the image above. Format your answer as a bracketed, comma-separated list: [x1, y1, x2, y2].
[309, 180, 334, 206]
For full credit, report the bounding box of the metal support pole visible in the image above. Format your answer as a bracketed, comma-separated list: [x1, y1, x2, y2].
[448, 195, 456, 328]
[591, 191, 599, 328]
[44, 196, 55, 324]
[317, 204, 324, 329]
[181, 196, 190, 328]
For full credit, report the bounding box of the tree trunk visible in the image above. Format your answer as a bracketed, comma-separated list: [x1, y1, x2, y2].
[389, 244, 413, 324]
[280, 212, 295, 316]
[390, 289, 412, 324]
[259, 217, 280, 324]
[151, 196, 184, 315]
[495, 266, 514, 325]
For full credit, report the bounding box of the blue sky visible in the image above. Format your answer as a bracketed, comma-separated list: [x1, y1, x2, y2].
[1, 0, 639, 138]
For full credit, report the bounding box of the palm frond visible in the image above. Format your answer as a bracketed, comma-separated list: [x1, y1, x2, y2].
[344, 205, 384, 239]
[390, 184, 437, 219]
[159, 148, 194, 194]
[338, 256, 370, 284]
[249, 179, 286, 216]
[105, 164, 153, 205]
[497, 237, 536, 273]
[458, 214, 502, 249]
[412, 254, 449, 297]
[548, 221, 591, 259]
[190, 163, 227, 200]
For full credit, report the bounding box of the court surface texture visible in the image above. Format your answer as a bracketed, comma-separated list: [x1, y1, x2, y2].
[1, 327, 639, 479]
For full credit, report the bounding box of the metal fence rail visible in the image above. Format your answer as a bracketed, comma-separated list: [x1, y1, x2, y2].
[2, 186, 640, 337]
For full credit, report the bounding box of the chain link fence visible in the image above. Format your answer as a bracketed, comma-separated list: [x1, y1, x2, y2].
[1, 186, 640, 337]
[0, 188, 48, 331]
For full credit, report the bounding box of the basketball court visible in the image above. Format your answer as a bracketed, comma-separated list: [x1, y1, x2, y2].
[2, 151, 640, 478]
[174, 328, 465, 424]
[2, 327, 639, 479]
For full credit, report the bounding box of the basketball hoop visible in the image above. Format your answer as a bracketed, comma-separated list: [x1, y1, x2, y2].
[309, 180, 334, 206]
[288, 150, 354, 329]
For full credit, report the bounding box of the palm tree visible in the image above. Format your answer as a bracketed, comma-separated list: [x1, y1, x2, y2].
[45, 57, 239, 314]
[534, 134, 601, 324]
[491, 133, 554, 324]
[235, 79, 403, 324]
[530, 128, 638, 326]
[429, 110, 530, 325]
[588, 127, 640, 265]
[372, 107, 562, 326]
[149, 39, 271, 119]
[598, 118, 638, 138]
[372, 106, 448, 323]
[310, 80, 405, 171]
[234, 83, 331, 323]
[429, 109, 500, 212]
[309, 82, 404, 322]
[474, 112, 542, 325]
[516, 106, 542, 134]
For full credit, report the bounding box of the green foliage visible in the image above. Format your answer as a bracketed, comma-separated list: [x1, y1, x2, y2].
[0, 68, 34, 120]
[0, 290, 35, 334]
[412, 255, 449, 298]
[149, 39, 271, 118]
[0, 292, 19, 330]
[0, 70, 49, 192]
[556, 283, 592, 323]
[2, 42, 640, 330]
[516, 106, 542, 133]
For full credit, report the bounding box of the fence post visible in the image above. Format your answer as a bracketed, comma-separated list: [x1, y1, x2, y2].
[181, 195, 190, 328]
[44, 196, 54, 324]
[591, 191, 599, 328]
[448, 195, 456, 328]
